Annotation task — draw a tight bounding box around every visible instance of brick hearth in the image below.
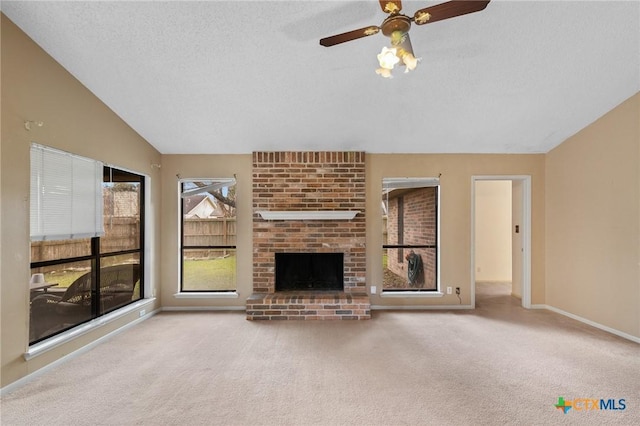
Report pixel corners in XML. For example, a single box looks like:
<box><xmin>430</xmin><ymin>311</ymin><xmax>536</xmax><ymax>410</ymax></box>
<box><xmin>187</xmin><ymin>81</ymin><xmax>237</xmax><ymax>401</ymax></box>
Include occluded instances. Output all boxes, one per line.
<box><xmin>246</xmin><ymin>291</ymin><xmax>370</xmax><ymax>320</ymax></box>
<box><xmin>248</xmin><ymin>151</ymin><xmax>370</xmax><ymax>320</ymax></box>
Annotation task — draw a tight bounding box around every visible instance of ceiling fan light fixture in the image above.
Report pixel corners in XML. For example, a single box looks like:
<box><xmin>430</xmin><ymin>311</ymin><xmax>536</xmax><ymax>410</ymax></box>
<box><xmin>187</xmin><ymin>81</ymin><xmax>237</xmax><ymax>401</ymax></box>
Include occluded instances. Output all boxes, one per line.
<box><xmin>401</xmin><ymin>52</ymin><xmax>419</xmax><ymax>72</ymax></box>
<box><xmin>377</xmin><ymin>46</ymin><xmax>400</xmax><ymax>69</ymax></box>
<box><xmin>375</xmin><ymin>67</ymin><xmax>393</xmax><ymax>78</ymax></box>
<box><xmin>389</xmin><ymin>30</ymin><xmax>406</xmax><ymax>46</ymax></box>
<box><xmin>376</xmin><ymin>31</ymin><xmax>419</xmax><ymax>78</ymax></box>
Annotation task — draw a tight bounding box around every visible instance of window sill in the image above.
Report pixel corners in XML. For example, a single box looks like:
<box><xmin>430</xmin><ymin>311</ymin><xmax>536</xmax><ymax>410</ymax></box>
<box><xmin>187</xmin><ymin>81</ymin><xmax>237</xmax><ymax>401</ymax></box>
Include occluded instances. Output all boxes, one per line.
<box><xmin>25</xmin><ymin>298</ymin><xmax>156</xmax><ymax>361</ymax></box>
<box><xmin>380</xmin><ymin>291</ymin><xmax>444</xmax><ymax>298</ymax></box>
<box><xmin>173</xmin><ymin>292</ymin><xmax>239</xmax><ymax>299</ymax></box>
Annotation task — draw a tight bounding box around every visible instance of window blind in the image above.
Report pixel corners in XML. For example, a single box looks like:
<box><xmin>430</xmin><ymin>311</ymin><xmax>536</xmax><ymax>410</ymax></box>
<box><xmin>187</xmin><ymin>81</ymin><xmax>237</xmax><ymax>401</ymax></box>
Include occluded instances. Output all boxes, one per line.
<box><xmin>30</xmin><ymin>143</ymin><xmax>104</xmax><ymax>241</ymax></box>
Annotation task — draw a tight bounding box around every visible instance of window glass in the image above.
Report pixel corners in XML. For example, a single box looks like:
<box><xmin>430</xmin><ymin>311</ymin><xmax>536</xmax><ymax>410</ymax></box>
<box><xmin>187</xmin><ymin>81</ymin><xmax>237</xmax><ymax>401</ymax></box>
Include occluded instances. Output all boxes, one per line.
<box><xmin>29</xmin><ymin>165</ymin><xmax>145</xmax><ymax>344</ymax></box>
<box><xmin>101</xmin><ymin>168</ymin><xmax>142</xmax><ymax>253</ymax></box>
<box><xmin>182</xmin><ymin>249</ymin><xmax>236</xmax><ymax>291</ymax></box>
<box><xmin>382</xmin><ymin>178</ymin><xmax>439</xmax><ymax>291</ymax></box>
<box><xmin>180</xmin><ymin>179</ymin><xmax>236</xmax><ymax>292</ymax></box>
<box><xmin>31</xmin><ymin>238</ymin><xmax>91</xmax><ymax>263</ymax></box>
<box><xmin>100</xmin><ymin>254</ymin><xmax>141</xmax><ymax>314</ymax></box>
<box><xmin>30</xmin><ymin>260</ymin><xmax>92</xmax><ymax>342</ymax></box>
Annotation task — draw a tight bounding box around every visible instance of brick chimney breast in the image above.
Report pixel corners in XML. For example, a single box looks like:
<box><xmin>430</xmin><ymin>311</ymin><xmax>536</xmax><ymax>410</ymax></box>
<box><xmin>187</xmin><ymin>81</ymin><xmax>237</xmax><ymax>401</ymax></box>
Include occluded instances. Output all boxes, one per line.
<box><xmin>248</xmin><ymin>152</ymin><xmax>369</xmax><ymax>320</ymax></box>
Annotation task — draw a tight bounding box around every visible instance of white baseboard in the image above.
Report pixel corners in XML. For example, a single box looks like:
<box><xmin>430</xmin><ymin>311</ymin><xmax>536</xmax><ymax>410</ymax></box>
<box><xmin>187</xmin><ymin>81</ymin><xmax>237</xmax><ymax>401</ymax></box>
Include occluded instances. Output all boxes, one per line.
<box><xmin>530</xmin><ymin>304</ymin><xmax>548</xmax><ymax>310</ymax></box>
<box><xmin>162</xmin><ymin>306</ymin><xmax>246</xmax><ymax>312</ymax></box>
<box><xmin>532</xmin><ymin>304</ymin><xmax>640</xmax><ymax>344</ymax></box>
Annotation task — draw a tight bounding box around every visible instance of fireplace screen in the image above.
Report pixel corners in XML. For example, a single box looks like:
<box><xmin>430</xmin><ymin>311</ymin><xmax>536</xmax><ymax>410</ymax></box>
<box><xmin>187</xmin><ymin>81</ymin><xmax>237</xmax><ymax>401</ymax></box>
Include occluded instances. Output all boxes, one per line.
<box><xmin>275</xmin><ymin>253</ymin><xmax>344</xmax><ymax>291</ymax></box>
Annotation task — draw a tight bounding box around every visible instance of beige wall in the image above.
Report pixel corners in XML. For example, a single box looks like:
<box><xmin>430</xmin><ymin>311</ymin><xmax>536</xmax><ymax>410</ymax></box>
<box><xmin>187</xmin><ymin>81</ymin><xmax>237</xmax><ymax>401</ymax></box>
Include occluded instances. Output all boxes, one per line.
<box><xmin>162</xmin><ymin>153</ymin><xmax>546</xmax><ymax>309</ymax></box>
<box><xmin>159</xmin><ymin>155</ymin><xmax>253</xmax><ymax>308</ymax></box>
<box><xmin>1</xmin><ymin>15</ymin><xmax>162</xmax><ymax>387</ymax></box>
<box><xmin>546</xmin><ymin>93</ymin><xmax>640</xmax><ymax>338</ymax></box>
<box><xmin>367</xmin><ymin>154</ymin><xmax>546</xmax><ymax>307</ymax></box>
<box><xmin>475</xmin><ymin>181</ymin><xmax>512</xmax><ymax>282</ymax></box>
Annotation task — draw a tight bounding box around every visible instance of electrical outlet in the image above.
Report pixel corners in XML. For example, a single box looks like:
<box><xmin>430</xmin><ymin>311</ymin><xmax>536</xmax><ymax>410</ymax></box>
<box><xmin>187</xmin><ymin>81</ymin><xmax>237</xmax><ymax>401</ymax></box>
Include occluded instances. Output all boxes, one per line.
<box><xmin>370</xmin><ymin>285</ymin><xmax>377</xmax><ymax>295</ymax></box>
<box><xmin>139</xmin><ymin>309</ymin><xmax>146</xmax><ymax>317</ymax></box>
<box><xmin>446</xmin><ymin>286</ymin><xmax>452</xmax><ymax>295</ymax></box>
<box><xmin>455</xmin><ymin>287</ymin><xmax>460</xmax><ymax>295</ymax></box>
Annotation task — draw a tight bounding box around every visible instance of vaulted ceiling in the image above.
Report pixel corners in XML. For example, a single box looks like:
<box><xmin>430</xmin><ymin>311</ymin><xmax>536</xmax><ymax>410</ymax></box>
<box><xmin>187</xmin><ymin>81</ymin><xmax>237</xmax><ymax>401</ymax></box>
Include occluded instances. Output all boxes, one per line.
<box><xmin>2</xmin><ymin>1</ymin><xmax>639</xmax><ymax>154</ymax></box>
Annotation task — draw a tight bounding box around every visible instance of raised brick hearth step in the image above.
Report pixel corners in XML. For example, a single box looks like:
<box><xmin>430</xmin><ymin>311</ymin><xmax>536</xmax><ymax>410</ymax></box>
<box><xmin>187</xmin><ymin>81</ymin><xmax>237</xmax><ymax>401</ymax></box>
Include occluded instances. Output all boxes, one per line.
<box><xmin>246</xmin><ymin>291</ymin><xmax>371</xmax><ymax>320</ymax></box>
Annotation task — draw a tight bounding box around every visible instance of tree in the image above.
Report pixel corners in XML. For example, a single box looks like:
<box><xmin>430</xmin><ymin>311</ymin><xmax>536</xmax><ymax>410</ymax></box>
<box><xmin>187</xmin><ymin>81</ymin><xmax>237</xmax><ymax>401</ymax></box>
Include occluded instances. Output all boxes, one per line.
<box><xmin>193</xmin><ymin>181</ymin><xmax>236</xmax><ymax>217</ymax></box>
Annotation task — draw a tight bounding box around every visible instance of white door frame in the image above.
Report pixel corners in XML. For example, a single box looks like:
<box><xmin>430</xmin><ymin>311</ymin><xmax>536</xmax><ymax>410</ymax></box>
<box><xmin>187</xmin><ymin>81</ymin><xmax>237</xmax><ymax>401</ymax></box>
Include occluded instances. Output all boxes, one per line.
<box><xmin>471</xmin><ymin>176</ymin><xmax>532</xmax><ymax>309</ymax></box>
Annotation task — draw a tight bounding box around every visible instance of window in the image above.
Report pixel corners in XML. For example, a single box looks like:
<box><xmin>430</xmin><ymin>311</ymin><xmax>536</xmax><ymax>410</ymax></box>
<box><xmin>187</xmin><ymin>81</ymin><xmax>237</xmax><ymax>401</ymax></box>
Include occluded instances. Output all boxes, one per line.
<box><xmin>382</xmin><ymin>178</ymin><xmax>439</xmax><ymax>292</ymax></box>
<box><xmin>180</xmin><ymin>179</ymin><xmax>236</xmax><ymax>292</ymax></box>
<box><xmin>29</xmin><ymin>165</ymin><xmax>144</xmax><ymax>344</ymax></box>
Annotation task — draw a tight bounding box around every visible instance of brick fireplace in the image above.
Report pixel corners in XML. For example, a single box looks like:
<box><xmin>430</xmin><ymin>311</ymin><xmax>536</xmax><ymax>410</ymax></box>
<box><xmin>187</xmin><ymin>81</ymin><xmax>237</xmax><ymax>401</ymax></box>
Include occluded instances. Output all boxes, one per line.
<box><xmin>246</xmin><ymin>151</ymin><xmax>370</xmax><ymax>320</ymax></box>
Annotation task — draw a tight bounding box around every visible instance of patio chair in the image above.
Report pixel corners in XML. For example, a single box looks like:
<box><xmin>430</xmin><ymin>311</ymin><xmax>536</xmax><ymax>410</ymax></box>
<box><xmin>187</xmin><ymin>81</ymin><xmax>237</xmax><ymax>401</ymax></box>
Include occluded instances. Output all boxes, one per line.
<box><xmin>30</xmin><ymin>264</ymin><xmax>140</xmax><ymax>341</ymax></box>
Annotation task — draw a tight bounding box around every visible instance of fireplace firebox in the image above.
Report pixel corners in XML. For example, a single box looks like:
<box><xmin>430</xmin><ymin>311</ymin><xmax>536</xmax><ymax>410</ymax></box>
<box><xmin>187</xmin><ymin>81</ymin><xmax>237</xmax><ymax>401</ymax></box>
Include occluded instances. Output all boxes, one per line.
<box><xmin>275</xmin><ymin>253</ymin><xmax>344</xmax><ymax>291</ymax></box>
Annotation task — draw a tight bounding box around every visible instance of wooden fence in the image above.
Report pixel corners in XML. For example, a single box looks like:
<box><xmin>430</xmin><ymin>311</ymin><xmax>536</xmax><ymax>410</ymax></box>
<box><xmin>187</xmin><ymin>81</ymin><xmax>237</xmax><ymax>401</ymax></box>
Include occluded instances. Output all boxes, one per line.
<box><xmin>31</xmin><ymin>217</ymin><xmax>236</xmax><ymax>265</ymax></box>
<box><xmin>183</xmin><ymin>218</ymin><xmax>236</xmax><ymax>259</ymax></box>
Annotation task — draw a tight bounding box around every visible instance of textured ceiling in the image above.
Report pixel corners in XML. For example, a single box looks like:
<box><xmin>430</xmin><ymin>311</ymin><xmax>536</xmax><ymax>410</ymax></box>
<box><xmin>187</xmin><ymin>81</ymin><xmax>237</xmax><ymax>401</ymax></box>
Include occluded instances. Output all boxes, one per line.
<box><xmin>2</xmin><ymin>1</ymin><xmax>639</xmax><ymax>154</ymax></box>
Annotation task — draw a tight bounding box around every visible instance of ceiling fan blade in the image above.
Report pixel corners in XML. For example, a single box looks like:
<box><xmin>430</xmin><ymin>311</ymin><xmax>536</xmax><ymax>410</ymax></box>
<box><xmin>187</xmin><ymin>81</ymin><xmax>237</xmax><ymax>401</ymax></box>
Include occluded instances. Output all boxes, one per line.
<box><xmin>413</xmin><ymin>1</ymin><xmax>491</xmax><ymax>26</ymax></box>
<box><xmin>379</xmin><ymin>0</ymin><xmax>402</xmax><ymax>14</ymax></box>
<box><xmin>319</xmin><ymin>26</ymin><xmax>380</xmax><ymax>47</ymax></box>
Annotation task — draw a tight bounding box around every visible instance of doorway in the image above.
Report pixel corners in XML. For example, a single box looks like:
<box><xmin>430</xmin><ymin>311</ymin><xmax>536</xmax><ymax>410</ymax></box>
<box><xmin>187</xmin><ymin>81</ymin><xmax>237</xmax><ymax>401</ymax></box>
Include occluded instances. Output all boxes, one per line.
<box><xmin>471</xmin><ymin>176</ymin><xmax>531</xmax><ymax>309</ymax></box>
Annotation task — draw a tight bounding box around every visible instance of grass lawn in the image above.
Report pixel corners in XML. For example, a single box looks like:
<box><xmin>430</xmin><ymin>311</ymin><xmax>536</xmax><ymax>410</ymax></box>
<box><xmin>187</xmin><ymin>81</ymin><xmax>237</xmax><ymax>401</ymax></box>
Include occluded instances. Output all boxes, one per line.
<box><xmin>40</xmin><ymin>255</ymin><xmax>237</xmax><ymax>292</ymax></box>
<box><xmin>183</xmin><ymin>255</ymin><xmax>236</xmax><ymax>291</ymax></box>
<box><xmin>43</xmin><ymin>270</ymin><xmax>87</xmax><ymax>289</ymax></box>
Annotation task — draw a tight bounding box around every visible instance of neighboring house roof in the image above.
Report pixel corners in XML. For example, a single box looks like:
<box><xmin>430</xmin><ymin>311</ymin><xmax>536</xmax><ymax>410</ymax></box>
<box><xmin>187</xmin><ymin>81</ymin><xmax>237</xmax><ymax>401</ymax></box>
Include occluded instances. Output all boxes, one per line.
<box><xmin>183</xmin><ymin>195</ymin><xmax>224</xmax><ymax>218</ymax></box>
<box><xmin>183</xmin><ymin>195</ymin><xmax>206</xmax><ymax>214</ymax></box>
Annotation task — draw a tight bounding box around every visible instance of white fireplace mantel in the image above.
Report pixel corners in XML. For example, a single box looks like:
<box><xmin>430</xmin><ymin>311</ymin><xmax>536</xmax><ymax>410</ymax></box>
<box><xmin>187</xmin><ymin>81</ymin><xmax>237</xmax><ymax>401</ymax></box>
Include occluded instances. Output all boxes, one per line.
<box><xmin>256</xmin><ymin>210</ymin><xmax>359</xmax><ymax>221</ymax></box>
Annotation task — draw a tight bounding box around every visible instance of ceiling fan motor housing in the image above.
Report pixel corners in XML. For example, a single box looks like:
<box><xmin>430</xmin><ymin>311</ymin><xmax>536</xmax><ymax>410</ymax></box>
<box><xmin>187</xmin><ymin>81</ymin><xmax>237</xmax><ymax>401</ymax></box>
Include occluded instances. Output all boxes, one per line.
<box><xmin>381</xmin><ymin>14</ymin><xmax>411</xmax><ymax>37</ymax></box>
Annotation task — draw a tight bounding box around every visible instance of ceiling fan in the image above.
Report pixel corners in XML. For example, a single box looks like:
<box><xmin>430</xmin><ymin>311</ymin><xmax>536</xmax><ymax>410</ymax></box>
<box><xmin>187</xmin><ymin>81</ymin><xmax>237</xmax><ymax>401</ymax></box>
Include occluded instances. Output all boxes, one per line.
<box><xmin>320</xmin><ymin>0</ymin><xmax>491</xmax><ymax>77</ymax></box>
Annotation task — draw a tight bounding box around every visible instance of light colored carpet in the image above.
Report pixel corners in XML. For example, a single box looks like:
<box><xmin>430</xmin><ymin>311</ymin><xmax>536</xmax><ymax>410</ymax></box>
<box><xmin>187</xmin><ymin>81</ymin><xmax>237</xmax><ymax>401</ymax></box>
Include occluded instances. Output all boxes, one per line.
<box><xmin>2</xmin><ymin>282</ymin><xmax>638</xmax><ymax>425</ymax></box>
